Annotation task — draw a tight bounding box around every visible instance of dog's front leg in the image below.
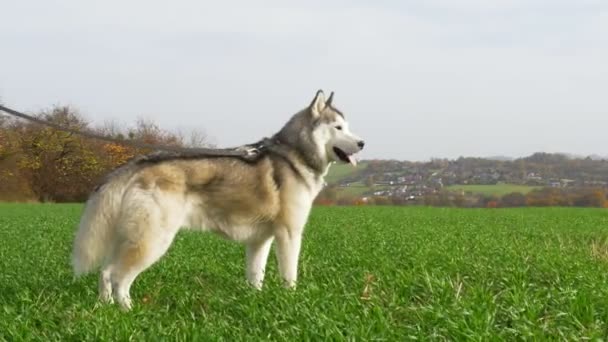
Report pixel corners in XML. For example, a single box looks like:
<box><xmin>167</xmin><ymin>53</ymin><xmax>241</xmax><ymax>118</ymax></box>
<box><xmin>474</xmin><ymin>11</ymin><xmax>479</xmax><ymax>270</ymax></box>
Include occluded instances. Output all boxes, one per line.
<box><xmin>274</xmin><ymin>227</ymin><xmax>302</xmax><ymax>288</ymax></box>
<box><xmin>246</xmin><ymin>237</ymin><xmax>274</xmax><ymax>289</ymax></box>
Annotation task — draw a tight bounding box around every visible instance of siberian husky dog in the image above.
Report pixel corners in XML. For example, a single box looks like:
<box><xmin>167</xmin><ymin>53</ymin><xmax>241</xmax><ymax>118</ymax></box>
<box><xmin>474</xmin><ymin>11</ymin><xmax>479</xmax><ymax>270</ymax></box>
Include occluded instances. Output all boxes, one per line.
<box><xmin>71</xmin><ymin>90</ymin><xmax>365</xmax><ymax>310</ymax></box>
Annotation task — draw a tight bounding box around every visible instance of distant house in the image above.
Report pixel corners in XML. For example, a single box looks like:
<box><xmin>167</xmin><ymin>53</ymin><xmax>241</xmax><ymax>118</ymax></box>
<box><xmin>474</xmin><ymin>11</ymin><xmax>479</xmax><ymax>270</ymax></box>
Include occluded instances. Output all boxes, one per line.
<box><xmin>526</xmin><ymin>172</ymin><xmax>543</xmax><ymax>181</ymax></box>
<box><xmin>560</xmin><ymin>179</ymin><xmax>575</xmax><ymax>187</ymax></box>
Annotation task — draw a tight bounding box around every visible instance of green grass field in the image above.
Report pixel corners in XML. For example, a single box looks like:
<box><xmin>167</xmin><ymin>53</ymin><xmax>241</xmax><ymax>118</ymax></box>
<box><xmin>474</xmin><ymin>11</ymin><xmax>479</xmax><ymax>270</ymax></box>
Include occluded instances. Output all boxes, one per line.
<box><xmin>446</xmin><ymin>184</ymin><xmax>541</xmax><ymax>196</ymax></box>
<box><xmin>1</xmin><ymin>204</ymin><xmax>608</xmax><ymax>340</ymax></box>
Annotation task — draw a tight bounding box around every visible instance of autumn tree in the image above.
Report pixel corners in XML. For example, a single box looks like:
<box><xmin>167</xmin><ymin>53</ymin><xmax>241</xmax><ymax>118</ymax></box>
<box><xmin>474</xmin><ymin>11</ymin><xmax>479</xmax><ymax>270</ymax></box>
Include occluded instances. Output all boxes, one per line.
<box><xmin>1</xmin><ymin>103</ymin><xmax>214</xmax><ymax>202</ymax></box>
<box><xmin>17</xmin><ymin>106</ymin><xmax>104</xmax><ymax>202</ymax></box>
<box><xmin>501</xmin><ymin>192</ymin><xmax>526</xmax><ymax>207</ymax></box>
<box><xmin>572</xmin><ymin>189</ymin><xmax>607</xmax><ymax>207</ymax></box>
<box><xmin>0</xmin><ymin>116</ymin><xmax>34</xmax><ymax>200</ymax></box>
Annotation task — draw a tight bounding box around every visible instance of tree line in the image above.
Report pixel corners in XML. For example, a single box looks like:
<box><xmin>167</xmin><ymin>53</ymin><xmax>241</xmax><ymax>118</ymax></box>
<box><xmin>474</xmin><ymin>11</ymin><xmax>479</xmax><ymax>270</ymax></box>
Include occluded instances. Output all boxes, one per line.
<box><xmin>0</xmin><ymin>105</ymin><xmax>210</xmax><ymax>202</ymax></box>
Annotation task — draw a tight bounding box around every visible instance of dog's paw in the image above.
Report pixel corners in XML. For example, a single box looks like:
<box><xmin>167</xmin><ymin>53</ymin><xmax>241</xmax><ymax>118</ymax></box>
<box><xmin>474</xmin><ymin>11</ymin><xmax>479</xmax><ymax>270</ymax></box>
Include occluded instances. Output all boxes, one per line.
<box><xmin>117</xmin><ymin>295</ymin><xmax>133</xmax><ymax>311</ymax></box>
<box><xmin>283</xmin><ymin>280</ymin><xmax>297</xmax><ymax>289</ymax></box>
<box><xmin>98</xmin><ymin>292</ymin><xmax>114</xmax><ymax>304</ymax></box>
<box><xmin>247</xmin><ymin>277</ymin><xmax>264</xmax><ymax>290</ymax></box>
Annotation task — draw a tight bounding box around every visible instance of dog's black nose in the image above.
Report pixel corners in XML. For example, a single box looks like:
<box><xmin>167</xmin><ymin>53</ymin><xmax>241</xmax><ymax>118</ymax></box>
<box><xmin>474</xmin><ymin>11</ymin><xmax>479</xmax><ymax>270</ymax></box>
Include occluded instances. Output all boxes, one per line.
<box><xmin>358</xmin><ymin>140</ymin><xmax>365</xmax><ymax>149</ymax></box>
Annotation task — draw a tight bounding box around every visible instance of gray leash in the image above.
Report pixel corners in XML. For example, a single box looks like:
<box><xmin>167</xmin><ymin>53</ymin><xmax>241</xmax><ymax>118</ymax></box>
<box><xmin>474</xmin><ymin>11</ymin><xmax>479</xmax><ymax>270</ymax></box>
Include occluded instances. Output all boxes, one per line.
<box><xmin>0</xmin><ymin>104</ymin><xmax>265</xmax><ymax>161</ymax></box>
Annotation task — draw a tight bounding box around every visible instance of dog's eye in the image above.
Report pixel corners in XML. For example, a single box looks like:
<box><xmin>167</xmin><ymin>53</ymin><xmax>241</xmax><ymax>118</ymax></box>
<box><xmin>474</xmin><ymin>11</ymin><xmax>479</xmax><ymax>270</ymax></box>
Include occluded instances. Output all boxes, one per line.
<box><xmin>335</xmin><ymin>126</ymin><xmax>343</xmax><ymax>130</ymax></box>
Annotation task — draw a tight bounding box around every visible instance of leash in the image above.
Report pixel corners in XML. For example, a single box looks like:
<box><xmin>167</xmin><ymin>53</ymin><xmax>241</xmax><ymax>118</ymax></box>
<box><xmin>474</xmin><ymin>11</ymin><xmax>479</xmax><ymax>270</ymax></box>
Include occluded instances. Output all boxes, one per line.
<box><xmin>0</xmin><ymin>104</ymin><xmax>265</xmax><ymax>161</ymax></box>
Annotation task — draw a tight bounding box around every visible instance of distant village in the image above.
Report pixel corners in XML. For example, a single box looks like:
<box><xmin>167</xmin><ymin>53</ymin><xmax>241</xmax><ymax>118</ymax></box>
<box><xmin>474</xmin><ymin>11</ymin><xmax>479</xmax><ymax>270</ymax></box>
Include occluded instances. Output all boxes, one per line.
<box><xmin>321</xmin><ymin>153</ymin><xmax>608</xmax><ymax>207</ymax></box>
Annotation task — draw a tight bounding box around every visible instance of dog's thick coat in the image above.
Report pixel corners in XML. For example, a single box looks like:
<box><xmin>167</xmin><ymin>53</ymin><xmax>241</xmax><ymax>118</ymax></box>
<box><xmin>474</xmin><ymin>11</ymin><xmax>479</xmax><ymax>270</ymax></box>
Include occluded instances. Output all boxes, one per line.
<box><xmin>71</xmin><ymin>90</ymin><xmax>364</xmax><ymax>309</ymax></box>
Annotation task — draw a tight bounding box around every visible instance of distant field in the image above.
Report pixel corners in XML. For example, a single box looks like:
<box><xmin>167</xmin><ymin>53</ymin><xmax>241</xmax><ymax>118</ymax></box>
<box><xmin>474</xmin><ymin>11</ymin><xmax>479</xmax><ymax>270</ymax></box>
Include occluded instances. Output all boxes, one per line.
<box><xmin>446</xmin><ymin>184</ymin><xmax>541</xmax><ymax>196</ymax></box>
<box><xmin>337</xmin><ymin>184</ymin><xmax>372</xmax><ymax>198</ymax></box>
<box><xmin>324</xmin><ymin>162</ymin><xmax>367</xmax><ymax>184</ymax></box>
<box><xmin>336</xmin><ymin>183</ymin><xmax>389</xmax><ymax>198</ymax></box>
<box><xmin>2</xmin><ymin>204</ymin><xmax>608</xmax><ymax>339</ymax></box>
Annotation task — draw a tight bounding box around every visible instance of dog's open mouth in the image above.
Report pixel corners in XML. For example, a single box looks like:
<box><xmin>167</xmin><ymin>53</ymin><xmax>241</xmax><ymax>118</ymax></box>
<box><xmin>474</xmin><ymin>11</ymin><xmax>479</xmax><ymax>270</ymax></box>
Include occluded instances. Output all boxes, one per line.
<box><xmin>333</xmin><ymin>147</ymin><xmax>358</xmax><ymax>166</ymax></box>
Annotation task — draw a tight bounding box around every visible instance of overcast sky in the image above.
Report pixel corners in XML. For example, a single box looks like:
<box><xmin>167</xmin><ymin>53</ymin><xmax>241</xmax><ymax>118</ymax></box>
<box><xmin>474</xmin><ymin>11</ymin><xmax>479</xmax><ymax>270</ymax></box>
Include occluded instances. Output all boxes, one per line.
<box><xmin>1</xmin><ymin>0</ymin><xmax>607</xmax><ymax>160</ymax></box>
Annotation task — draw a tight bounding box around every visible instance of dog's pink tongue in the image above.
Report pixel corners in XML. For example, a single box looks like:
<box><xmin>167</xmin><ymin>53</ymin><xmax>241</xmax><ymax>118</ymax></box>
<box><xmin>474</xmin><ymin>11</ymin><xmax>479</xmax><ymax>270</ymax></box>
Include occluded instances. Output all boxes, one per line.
<box><xmin>348</xmin><ymin>155</ymin><xmax>358</xmax><ymax>167</ymax></box>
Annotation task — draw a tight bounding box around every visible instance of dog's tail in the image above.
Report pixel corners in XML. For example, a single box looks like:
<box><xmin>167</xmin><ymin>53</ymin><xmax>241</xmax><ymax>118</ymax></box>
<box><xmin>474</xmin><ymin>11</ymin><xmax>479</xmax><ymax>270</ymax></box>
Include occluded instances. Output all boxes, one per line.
<box><xmin>71</xmin><ymin>169</ymin><xmax>132</xmax><ymax>276</ymax></box>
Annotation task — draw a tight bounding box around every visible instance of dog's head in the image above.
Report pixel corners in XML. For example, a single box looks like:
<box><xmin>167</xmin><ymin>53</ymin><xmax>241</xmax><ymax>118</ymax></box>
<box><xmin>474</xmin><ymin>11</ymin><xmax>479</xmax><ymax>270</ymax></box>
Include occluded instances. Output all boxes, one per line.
<box><xmin>308</xmin><ymin>90</ymin><xmax>364</xmax><ymax>166</ymax></box>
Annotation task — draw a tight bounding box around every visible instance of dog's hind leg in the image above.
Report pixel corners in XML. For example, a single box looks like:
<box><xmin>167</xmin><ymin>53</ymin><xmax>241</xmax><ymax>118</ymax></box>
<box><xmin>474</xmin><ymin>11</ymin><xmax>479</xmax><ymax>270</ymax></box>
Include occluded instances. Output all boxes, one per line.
<box><xmin>108</xmin><ymin>203</ymin><xmax>182</xmax><ymax>310</ymax></box>
<box><xmin>246</xmin><ymin>237</ymin><xmax>274</xmax><ymax>289</ymax></box>
<box><xmin>99</xmin><ymin>265</ymin><xmax>114</xmax><ymax>303</ymax></box>
<box><xmin>109</xmin><ymin>229</ymin><xmax>180</xmax><ymax>310</ymax></box>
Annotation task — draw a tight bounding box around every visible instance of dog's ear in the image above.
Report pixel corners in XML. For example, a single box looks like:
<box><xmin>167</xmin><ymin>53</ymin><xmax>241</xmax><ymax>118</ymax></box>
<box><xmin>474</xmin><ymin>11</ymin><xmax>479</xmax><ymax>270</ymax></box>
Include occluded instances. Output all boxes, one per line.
<box><xmin>325</xmin><ymin>91</ymin><xmax>334</xmax><ymax>107</ymax></box>
<box><xmin>309</xmin><ymin>90</ymin><xmax>326</xmax><ymax>118</ymax></box>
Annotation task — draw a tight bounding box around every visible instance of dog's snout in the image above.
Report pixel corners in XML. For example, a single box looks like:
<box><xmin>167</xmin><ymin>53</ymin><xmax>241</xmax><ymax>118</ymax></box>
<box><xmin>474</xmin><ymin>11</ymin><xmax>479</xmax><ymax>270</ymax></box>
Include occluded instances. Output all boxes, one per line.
<box><xmin>357</xmin><ymin>140</ymin><xmax>365</xmax><ymax>149</ymax></box>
